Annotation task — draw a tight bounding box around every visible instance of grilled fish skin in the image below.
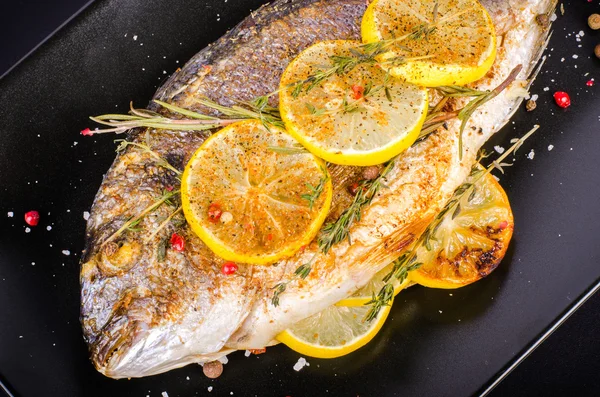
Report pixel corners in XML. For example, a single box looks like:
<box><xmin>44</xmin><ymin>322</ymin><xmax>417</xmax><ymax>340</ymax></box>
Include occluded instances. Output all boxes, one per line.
<box><xmin>80</xmin><ymin>0</ymin><xmax>555</xmax><ymax>378</ymax></box>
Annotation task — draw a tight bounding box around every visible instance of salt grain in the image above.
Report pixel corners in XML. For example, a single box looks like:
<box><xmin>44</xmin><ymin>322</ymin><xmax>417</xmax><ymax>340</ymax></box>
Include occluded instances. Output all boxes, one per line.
<box><xmin>531</xmin><ymin>94</ymin><xmax>538</xmax><ymax>101</ymax></box>
<box><xmin>46</xmin><ymin>226</ymin><xmax>52</xmax><ymax>231</ymax></box>
<box><xmin>572</xmin><ymin>54</ymin><xmax>578</xmax><ymax>59</ymax></box>
<box><xmin>218</xmin><ymin>355</ymin><xmax>229</xmax><ymax>364</ymax></box>
<box><xmin>62</xmin><ymin>250</ymin><xmax>71</xmax><ymax>256</ymax></box>
<box><xmin>293</xmin><ymin>357</ymin><xmax>310</xmax><ymax>371</ymax></box>
<box><xmin>244</xmin><ymin>350</ymin><xmax>251</xmax><ymax>357</ymax></box>
<box><xmin>548</xmin><ymin>145</ymin><xmax>554</xmax><ymax>151</ymax></box>
<box><xmin>527</xmin><ymin>150</ymin><xmax>535</xmax><ymax>160</ymax></box>
<box><xmin>543</xmin><ymin>87</ymin><xmax>549</xmax><ymax>92</ymax></box>
<box><xmin>162</xmin><ymin>392</ymin><xmax>169</xmax><ymax>397</ymax></box>
<box><xmin>7</xmin><ymin>212</ymin><xmax>13</xmax><ymax>217</ymax></box>
<box><xmin>208</xmin><ymin>387</ymin><xmax>213</xmax><ymax>392</ymax></box>
<box><xmin>494</xmin><ymin>145</ymin><xmax>505</xmax><ymax>154</ymax></box>
<box><xmin>133</xmin><ymin>35</ymin><xmax>138</xmax><ymax>41</ymax></box>
<box><xmin>25</xmin><ymin>227</ymin><xmax>31</xmax><ymax>233</ymax></box>
<box><xmin>83</xmin><ymin>211</ymin><xmax>90</xmax><ymax>221</ymax></box>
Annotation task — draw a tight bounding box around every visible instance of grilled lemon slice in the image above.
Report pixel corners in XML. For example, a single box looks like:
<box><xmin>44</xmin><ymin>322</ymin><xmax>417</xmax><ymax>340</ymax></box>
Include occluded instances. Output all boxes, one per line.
<box><xmin>409</xmin><ymin>172</ymin><xmax>513</xmax><ymax>289</ymax></box>
<box><xmin>276</xmin><ymin>300</ymin><xmax>392</xmax><ymax>358</ymax></box>
<box><xmin>181</xmin><ymin>120</ymin><xmax>332</xmax><ymax>265</ymax></box>
<box><xmin>362</xmin><ymin>0</ymin><xmax>496</xmax><ymax>87</ymax></box>
<box><xmin>279</xmin><ymin>40</ymin><xmax>428</xmax><ymax>166</ymax></box>
<box><xmin>336</xmin><ymin>263</ymin><xmax>412</xmax><ymax>307</ymax></box>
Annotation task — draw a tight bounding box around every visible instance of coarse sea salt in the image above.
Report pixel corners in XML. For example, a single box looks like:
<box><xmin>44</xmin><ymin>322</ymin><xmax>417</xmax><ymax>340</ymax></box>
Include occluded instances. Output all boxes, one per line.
<box><xmin>83</xmin><ymin>211</ymin><xmax>90</xmax><ymax>221</ymax></box>
<box><xmin>293</xmin><ymin>357</ymin><xmax>310</xmax><ymax>371</ymax></box>
<box><xmin>208</xmin><ymin>386</ymin><xmax>213</xmax><ymax>392</ymax></box>
<box><xmin>218</xmin><ymin>355</ymin><xmax>229</xmax><ymax>364</ymax></box>
<box><xmin>494</xmin><ymin>145</ymin><xmax>505</xmax><ymax>154</ymax></box>
<box><xmin>244</xmin><ymin>350</ymin><xmax>251</xmax><ymax>357</ymax></box>
<box><xmin>527</xmin><ymin>149</ymin><xmax>535</xmax><ymax>160</ymax></box>
<box><xmin>548</xmin><ymin>145</ymin><xmax>554</xmax><ymax>151</ymax></box>
<box><xmin>7</xmin><ymin>212</ymin><xmax>13</xmax><ymax>217</ymax></box>
<box><xmin>62</xmin><ymin>250</ymin><xmax>71</xmax><ymax>256</ymax></box>
<box><xmin>162</xmin><ymin>392</ymin><xmax>169</xmax><ymax>397</ymax></box>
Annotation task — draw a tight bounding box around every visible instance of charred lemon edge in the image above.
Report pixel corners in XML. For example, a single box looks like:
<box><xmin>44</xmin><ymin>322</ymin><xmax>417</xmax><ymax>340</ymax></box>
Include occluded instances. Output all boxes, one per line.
<box><xmin>278</xmin><ymin>40</ymin><xmax>428</xmax><ymax>166</ymax></box>
<box><xmin>181</xmin><ymin>120</ymin><xmax>333</xmax><ymax>265</ymax></box>
<box><xmin>361</xmin><ymin>0</ymin><xmax>497</xmax><ymax>87</ymax></box>
<box><xmin>275</xmin><ymin>299</ymin><xmax>393</xmax><ymax>358</ymax></box>
<box><xmin>408</xmin><ymin>174</ymin><xmax>514</xmax><ymax>289</ymax></box>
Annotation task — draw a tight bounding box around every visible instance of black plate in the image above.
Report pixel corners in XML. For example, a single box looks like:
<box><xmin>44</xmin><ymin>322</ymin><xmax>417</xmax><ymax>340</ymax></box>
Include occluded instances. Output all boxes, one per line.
<box><xmin>1</xmin><ymin>1</ymin><xmax>599</xmax><ymax>396</ymax></box>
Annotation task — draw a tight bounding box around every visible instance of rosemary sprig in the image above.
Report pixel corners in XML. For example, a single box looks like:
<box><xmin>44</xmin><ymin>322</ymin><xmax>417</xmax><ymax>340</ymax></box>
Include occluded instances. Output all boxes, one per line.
<box><xmin>301</xmin><ymin>171</ymin><xmax>330</xmax><ymax>210</ymax></box>
<box><xmin>318</xmin><ymin>160</ymin><xmax>395</xmax><ymax>254</ymax></box>
<box><xmin>86</xmin><ymin>96</ymin><xmax>283</xmax><ymax>135</ymax></box>
<box><xmin>363</xmin><ymin>124</ymin><xmax>540</xmax><ymax>321</ymax></box>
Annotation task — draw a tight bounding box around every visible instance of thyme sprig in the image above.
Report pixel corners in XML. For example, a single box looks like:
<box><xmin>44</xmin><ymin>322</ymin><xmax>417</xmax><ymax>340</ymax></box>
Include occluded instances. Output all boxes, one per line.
<box><xmin>116</xmin><ymin>139</ymin><xmax>181</xmax><ymax>176</ymax></box>
<box><xmin>271</xmin><ymin>254</ymin><xmax>318</xmax><ymax>306</ymax></box>
<box><xmin>364</xmin><ymin>124</ymin><xmax>540</xmax><ymax>321</ymax></box>
<box><xmin>435</xmin><ymin>65</ymin><xmax>523</xmax><ymax>159</ymax></box>
<box><xmin>318</xmin><ymin>160</ymin><xmax>395</xmax><ymax>254</ymax></box>
<box><xmin>301</xmin><ymin>170</ymin><xmax>330</xmax><ymax>210</ymax></box>
<box><xmin>144</xmin><ymin>206</ymin><xmax>183</xmax><ymax>243</ymax></box>
<box><xmin>270</xmin><ymin>159</ymin><xmax>395</xmax><ymax>306</ymax></box>
<box><xmin>101</xmin><ymin>189</ymin><xmax>180</xmax><ymax>247</ymax></box>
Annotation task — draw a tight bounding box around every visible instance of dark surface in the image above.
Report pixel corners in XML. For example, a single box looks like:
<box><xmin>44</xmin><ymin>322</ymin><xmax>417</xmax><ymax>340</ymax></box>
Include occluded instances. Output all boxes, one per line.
<box><xmin>0</xmin><ymin>1</ymin><xmax>599</xmax><ymax>396</ymax></box>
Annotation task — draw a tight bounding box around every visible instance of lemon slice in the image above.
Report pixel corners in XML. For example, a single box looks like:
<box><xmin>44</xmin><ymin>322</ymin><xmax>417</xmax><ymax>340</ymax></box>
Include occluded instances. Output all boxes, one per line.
<box><xmin>336</xmin><ymin>263</ymin><xmax>412</xmax><ymax>306</ymax></box>
<box><xmin>409</xmin><ymin>172</ymin><xmax>513</xmax><ymax>289</ymax></box>
<box><xmin>181</xmin><ymin>120</ymin><xmax>332</xmax><ymax>265</ymax></box>
<box><xmin>279</xmin><ymin>40</ymin><xmax>428</xmax><ymax>166</ymax></box>
<box><xmin>276</xmin><ymin>299</ymin><xmax>392</xmax><ymax>358</ymax></box>
<box><xmin>362</xmin><ymin>0</ymin><xmax>496</xmax><ymax>87</ymax></box>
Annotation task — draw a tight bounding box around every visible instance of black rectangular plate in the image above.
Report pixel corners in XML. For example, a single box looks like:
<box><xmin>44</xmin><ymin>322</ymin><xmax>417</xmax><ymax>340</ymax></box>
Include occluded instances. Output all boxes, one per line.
<box><xmin>1</xmin><ymin>1</ymin><xmax>599</xmax><ymax>396</ymax></box>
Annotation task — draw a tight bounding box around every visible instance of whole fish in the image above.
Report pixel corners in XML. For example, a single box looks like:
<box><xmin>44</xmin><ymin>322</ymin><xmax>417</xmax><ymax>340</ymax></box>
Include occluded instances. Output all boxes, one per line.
<box><xmin>80</xmin><ymin>0</ymin><xmax>555</xmax><ymax>378</ymax></box>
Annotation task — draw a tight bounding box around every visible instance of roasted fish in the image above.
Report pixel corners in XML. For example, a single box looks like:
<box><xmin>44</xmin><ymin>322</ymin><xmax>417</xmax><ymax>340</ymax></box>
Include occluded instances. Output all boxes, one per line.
<box><xmin>80</xmin><ymin>0</ymin><xmax>555</xmax><ymax>378</ymax></box>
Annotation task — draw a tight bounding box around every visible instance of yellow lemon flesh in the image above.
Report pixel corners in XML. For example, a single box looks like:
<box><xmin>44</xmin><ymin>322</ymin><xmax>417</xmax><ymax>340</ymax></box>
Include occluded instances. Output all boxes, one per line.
<box><xmin>181</xmin><ymin>120</ymin><xmax>332</xmax><ymax>265</ymax></box>
<box><xmin>362</xmin><ymin>0</ymin><xmax>496</xmax><ymax>87</ymax></box>
<box><xmin>409</xmin><ymin>172</ymin><xmax>513</xmax><ymax>289</ymax></box>
<box><xmin>279</xmin><ymin>40</ymin><xmax>428</xmax><ymax>166</ymax></box>
<box><xmin>276</xmin><ymin>300</ymin><xmax>392</xmax><ymax>359</ymax></box>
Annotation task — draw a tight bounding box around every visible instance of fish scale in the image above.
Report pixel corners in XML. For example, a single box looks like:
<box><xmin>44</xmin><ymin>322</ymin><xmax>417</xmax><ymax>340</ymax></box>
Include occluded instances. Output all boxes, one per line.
<box><xmin>80</xmin><ymin>0</ymin><xmax>555</xmax><ymax>378</ymax></box>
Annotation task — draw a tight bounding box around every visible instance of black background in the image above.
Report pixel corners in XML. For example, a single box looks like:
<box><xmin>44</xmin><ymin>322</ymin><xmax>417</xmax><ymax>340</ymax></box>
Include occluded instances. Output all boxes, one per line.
<box><xmin>0</xmin><ymin>0</ymin><xmax>599</xmax><ymax>396</ymax></box>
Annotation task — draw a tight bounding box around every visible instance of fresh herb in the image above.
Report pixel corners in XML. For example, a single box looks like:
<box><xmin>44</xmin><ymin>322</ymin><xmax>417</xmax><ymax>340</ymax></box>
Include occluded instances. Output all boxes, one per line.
<box><xmin>435</xmin><ymin>65</ymin><xmax>523</xmax><ymax>159</ymax></box>
<box><xmin>271</xmin><ymin>254</ymin><xmax>317</xmax><ymax>306</ymax></box>
<box><xmin>86</xmin><ymin>96</ymin><xmax>283</xmax><ymax>136</ymax></box>
<box><xmin>157</xmin><ymin>237</ymin><xmax>168</xmax><ymax>262</ymax></box>
<box><xmin>144</xmin><ymin>206</ymin><xmax>183</xmax><ymax>243</ymax></box>
<box><xmin>301</xmin><ymin>171</ymin><xmax>330</xmax><ymax>210</ymax></box>
<box><xmin>305</xmin><ymin>103</ymin><xmax>326</xmax><ymax>116</ymax></box>
<box><xmin>271</xmin><ymin>282</ymin><xmax>287</xmax><ymax>307</ymax></box>
<box><xmin>318</xmin><ymin>160</ymin><xmax>395</xmax><ymax>254</ymax></box>
<box><xmin>267</xmin><ymin>144</ymin><xmax>309</xmax><ymax>155</ymax></box>
<box><xmin>115</xmin><ymin>139</ymin><xmax>182</xmax><ymax>176</ymax></box>
<box><xmin>364</xmin><ymin>125</ymin><xmax>540</xmax><ymax>321</ymax></box>
<box><xmin>126</xmin><ymin>218</ymin><xmax>143</xmax><ymax>232</ymax></box>
<box><xmin>101</xmin><ymin>189</ymin><xmax>180</xmax><ymax>248</ymax></box>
